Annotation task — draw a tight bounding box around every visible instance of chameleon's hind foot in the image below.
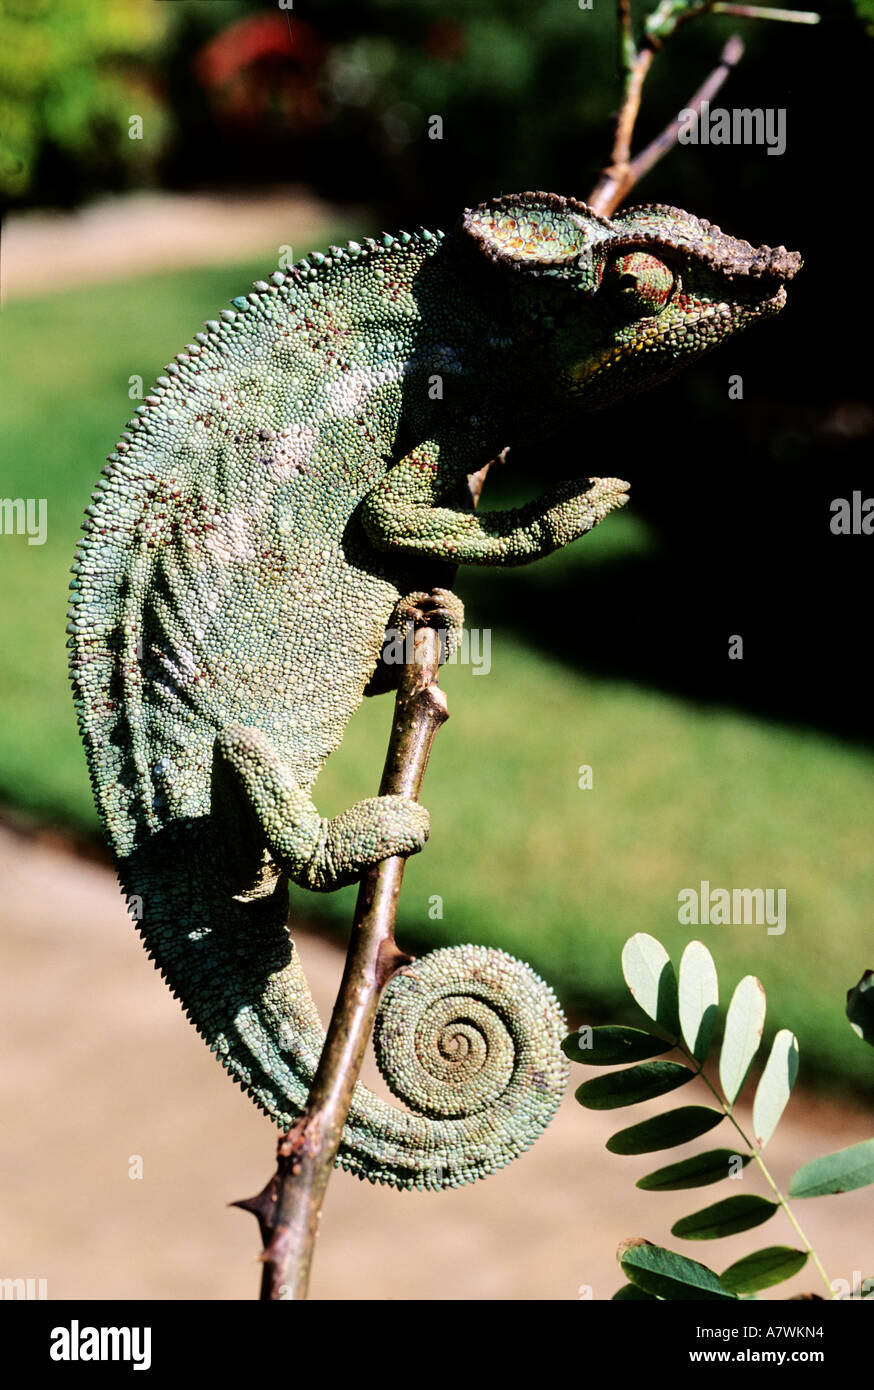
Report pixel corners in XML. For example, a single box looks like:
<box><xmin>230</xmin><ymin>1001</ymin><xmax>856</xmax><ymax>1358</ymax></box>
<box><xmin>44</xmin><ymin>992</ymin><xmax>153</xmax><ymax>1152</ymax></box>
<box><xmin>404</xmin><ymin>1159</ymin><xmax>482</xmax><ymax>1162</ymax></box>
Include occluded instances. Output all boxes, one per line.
<box><xmin>212</xmin><ymin>722</ymin><xmax>429</xmax><ymax>894</ymax></box>
<box><xmin>321</xmin><ymin>794</ymin><xmax>430</xmax><ymax>889</ymax></box>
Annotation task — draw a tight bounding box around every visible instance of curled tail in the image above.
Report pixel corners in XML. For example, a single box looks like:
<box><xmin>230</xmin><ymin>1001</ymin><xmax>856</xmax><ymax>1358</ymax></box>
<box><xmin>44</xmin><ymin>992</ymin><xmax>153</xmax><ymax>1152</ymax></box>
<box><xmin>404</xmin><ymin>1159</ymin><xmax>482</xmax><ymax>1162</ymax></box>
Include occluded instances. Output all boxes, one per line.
<box><xmin>150</xmin><ymin>872</ymin><xmax>566</xmax><ymax>1189</ymax></box>
<box><xmin>235</xmin><ymin>933</ymin><xmax>566</xmax><ymax>1190</ymax></box>
<box><xmin>193</xmin><ymin>725</ymin><xmax>568</xmax><ymax>1186</ymax></box>
<box><xmin>345</xmin><ymin>943</ymin><xmax>568</xmax><ymax>1188</ymax></box>
<box><xmin>127</xmin><ymin>836</ymin><xmax>567</xmax><ymax>1190</ymax></box>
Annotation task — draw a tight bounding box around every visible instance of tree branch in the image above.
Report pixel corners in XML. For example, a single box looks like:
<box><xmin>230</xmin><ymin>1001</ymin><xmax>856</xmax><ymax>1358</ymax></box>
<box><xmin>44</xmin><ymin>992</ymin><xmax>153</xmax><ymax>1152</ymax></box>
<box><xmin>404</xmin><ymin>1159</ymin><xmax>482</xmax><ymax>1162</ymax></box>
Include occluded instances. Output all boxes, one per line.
<box><xmin>233</xmin><ymin>624</ymin><xmax>448</xmax><ymax>1300</ymax></box>
<box><xmin>623</xmin><ymin>34</ymin><xmax>745</xmax><ymax>194</ymax></box>
<box><xmin>588</xmin><ymin>0</ymin><xmax>819</xmax><ymax>216</ymax></box>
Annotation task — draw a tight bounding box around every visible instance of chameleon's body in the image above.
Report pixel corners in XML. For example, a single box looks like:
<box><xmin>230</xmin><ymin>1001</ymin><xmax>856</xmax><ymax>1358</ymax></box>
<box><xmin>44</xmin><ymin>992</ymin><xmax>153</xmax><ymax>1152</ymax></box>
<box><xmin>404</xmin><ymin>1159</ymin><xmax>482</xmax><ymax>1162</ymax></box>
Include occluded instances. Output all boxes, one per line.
<box><xmin>68</xmin><ymin>194</ymin><xmax>799</xmax><ymax>1189</ymax></box>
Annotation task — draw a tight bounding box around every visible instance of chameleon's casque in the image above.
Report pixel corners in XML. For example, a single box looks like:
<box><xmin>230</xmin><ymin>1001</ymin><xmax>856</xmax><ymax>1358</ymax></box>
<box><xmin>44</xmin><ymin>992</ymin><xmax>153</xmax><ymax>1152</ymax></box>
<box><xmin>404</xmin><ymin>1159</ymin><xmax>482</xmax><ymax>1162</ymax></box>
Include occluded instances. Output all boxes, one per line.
<box><xmin>68</xmin><ymin>193</ymin><xmax>799</xmax><ymax>1188</ymax></box>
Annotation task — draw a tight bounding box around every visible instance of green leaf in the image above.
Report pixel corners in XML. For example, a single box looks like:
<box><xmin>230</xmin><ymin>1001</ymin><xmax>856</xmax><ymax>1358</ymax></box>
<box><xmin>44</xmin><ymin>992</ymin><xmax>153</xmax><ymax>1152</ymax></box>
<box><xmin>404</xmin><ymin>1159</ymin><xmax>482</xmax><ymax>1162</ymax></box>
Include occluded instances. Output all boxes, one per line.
<box><xmin>637</xmin><ymin>1149</ymin><xmax>750</xmax><ymax>1191</ymax></box>
<box><xmin>679</xmin><ymin>940</ymin><xmax>719</xmax><ymax>1062</ymax></box>
<box><xmin>621</xmin><ymin>934</ymin><xmax>680</xmax><ymax>1038</ymax></box>
<box><xmin>671</xmin><ymin>1195</ymin><xmax>778</xmax><ymax>1241</ymax></box>
<box><xmin>561</xmin><ymin>1025</ymin><xmax>668</xmax><ymax>1066</ymax></box>
<box><xmin>789</xmin><ymin>1138</ymin><xmax>874</xmax><ymax>1198</ymax></box>
<box><xmin>575</xmin><ymin>1061</ymin><xmax>693</xmax><ymax>1110</ymax></box>
<box><xmin>847</xmin><ymin>970</ymin><xmax>874</xmax><ymax>1046</ymax></box>
<box><xmin>720</xmin><ymin>1247</ymin><xmax>807</xmax><ymax>1295</ymax></box>
<box><xmin>607</xmin><ymin>1105</ymin><xmax>723</xmax><ymax>1155</ymax></box>
<box><xmin>612</xmin><ymin>1282</ymin><xmax>659</xmax><ymax>1301</ymax></box>
<box><xmin>719</xmin><ymin>975</ymin><xmax>766</xmax><ymax>1104</ymax></box>
<box><xmin>752</xmin><ymin>1029</ymin><xmax>799</xmax><ymax>1149</ymax></box>
<box><xmin>618</xmin><ymin>1239</ymin><xmax>736</xmax><ymax>1301</ymax></box>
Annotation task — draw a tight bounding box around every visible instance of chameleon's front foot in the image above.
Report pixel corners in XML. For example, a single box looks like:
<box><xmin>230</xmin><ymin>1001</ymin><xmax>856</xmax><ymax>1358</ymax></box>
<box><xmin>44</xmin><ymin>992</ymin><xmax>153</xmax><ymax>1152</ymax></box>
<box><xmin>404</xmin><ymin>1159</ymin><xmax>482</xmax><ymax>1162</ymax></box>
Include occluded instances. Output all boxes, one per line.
<box><xmin>366</xmin><ymin>587</ymin><xmax>464</xmax><ymax>695</ymax></box>
<box><xmin>362</xmin><ymin>449</ymin><xmax>629</xmax><ymax>566</ymax></box>
<box><xmin>539</xmin><ymin>476</ymin><xmax>630</xmax><ymax>548</ymax></box>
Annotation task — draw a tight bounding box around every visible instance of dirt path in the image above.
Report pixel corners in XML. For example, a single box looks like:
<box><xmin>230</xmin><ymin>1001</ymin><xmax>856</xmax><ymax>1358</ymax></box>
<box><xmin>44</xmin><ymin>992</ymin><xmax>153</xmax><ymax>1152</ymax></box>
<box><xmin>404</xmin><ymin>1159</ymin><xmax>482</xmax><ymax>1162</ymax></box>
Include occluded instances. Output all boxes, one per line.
<box><xmin>2</xmin><ymin>187</ymin><xmax>361</xmax><ymax>302</ymax></box>
<box><xmin>2</xmin><ymin>822</ymin><xmax>871</xmax><ymax>1301</ymax></box>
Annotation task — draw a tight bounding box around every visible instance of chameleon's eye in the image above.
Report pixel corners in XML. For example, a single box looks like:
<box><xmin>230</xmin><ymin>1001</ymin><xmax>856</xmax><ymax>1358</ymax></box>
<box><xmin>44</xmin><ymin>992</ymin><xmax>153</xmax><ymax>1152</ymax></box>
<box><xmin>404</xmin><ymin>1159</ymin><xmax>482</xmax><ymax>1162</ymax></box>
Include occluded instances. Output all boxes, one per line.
<box><xmin>600</xmin><ymin>252</ymin><xmax>675</xmax><ymax>318</ymax></box>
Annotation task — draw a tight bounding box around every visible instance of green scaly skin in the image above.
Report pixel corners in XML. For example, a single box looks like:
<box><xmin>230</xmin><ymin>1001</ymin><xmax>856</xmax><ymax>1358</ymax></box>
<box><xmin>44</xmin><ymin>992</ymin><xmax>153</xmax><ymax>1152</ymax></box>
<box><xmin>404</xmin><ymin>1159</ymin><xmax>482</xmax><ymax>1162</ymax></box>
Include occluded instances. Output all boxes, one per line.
<box><xmin>68</xmin><ymin>193</ymin><xmax>800</xmax><ymax>1189</ymax></box>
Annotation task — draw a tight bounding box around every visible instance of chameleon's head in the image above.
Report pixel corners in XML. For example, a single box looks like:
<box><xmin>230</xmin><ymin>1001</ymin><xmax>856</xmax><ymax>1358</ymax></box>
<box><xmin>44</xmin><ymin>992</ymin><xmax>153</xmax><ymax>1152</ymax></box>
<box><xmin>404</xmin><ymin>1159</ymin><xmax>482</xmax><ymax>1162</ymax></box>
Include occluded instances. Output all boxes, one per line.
<box><xmin>461</xmin><ymin>193</ymin><xmax>801</xmax><ymax>411</ymax></box>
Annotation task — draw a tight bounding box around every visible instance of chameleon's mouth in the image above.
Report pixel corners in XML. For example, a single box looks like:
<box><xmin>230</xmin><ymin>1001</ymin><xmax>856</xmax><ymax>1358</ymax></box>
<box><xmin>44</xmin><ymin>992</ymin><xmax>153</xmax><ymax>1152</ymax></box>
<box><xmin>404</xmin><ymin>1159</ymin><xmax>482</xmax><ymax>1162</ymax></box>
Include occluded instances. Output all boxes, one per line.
<box><xmin>734</xmin><ymin>279</ymin><xmax>788</xmax><ymax>316</ymax></box>
<box><xmin>767</xmin><ymin>284</ymin><xmax>787</xmax><ymax>311</ymax></box>
<box><xmin>571</xmin><ymin>277</ymin><xmax>790</xmax><ymax>393</ymax></box>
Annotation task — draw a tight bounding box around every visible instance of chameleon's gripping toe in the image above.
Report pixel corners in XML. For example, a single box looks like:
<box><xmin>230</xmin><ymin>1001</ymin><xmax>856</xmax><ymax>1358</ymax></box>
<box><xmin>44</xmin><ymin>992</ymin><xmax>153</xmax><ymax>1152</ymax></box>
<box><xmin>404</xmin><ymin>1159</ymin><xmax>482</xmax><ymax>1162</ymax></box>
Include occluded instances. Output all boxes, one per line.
<box><xmin>344</xmin><ymin>945</ymin><xmax>569</xmax><ymax>1188</ymax></box>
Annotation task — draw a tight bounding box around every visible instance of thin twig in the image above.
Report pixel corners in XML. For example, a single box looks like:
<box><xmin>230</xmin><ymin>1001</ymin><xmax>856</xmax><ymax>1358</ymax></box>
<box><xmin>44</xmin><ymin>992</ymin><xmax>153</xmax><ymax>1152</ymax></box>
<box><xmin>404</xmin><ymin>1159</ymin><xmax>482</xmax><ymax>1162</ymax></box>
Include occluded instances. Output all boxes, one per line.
<box><xmin>711</xmin><ymin>3</ymin><xmax>819</xmax><ymax>20</ymax></box>
<box><xmin>618</xmin><ymin>0</ymin><xmax>637</xmax><ymax>76</ymax></box>
<box><xmin>595</xmin><ymin>49</ymin><xmax>655</xmax><ymax>213</ymax></box>
<box><xmin>647</xmin><ymin>0</ymin><xmax>819</xmax><ymax>34</ymax></box>
<box><xmin>588</xmin><ymin>0</ymin><xmax>819</xmax><ymax>216</ymax></box>
<box><xmin>234</xmin><ymin>626</ymin><xmax>449</xmax><ymax>1300</ymax></box>
<box><xmin>624</xmin><ymin>34</ymin><xmax>745</xmax><ymax>192</ymax></box>
<box><xmin>467</xmin><ymin>460</ymin><xmax>493</xmax><ymax>507</ymax></box>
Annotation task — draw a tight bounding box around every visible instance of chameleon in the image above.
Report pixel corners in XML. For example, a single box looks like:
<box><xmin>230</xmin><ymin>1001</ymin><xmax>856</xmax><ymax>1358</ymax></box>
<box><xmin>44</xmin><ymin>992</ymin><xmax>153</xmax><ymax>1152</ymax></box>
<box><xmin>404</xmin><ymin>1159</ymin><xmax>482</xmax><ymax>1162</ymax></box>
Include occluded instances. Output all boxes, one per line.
<box><xmin>68</xmin><ymin>192</ymin><xmax>800</xmax><ymax>1190</ymax></box>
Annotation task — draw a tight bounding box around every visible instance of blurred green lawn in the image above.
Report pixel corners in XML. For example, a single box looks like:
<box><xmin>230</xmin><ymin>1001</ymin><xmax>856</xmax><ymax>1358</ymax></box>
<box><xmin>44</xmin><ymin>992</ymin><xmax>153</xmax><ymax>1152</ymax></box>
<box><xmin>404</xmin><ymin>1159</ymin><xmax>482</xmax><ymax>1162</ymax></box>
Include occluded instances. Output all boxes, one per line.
<box><xmin>2</xmin><ymin>252</ymin><xmax>872</xmax><ymax>1095</ymax></box>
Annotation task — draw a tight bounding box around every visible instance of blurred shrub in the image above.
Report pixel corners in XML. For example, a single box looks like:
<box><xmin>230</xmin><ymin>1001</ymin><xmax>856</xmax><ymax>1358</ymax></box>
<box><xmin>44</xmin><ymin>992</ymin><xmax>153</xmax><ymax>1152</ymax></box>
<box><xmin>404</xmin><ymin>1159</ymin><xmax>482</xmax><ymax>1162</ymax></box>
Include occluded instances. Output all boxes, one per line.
<box><xmin>160</xmin><ymin>0</ymin><xmax>619</xmax><ymax>212</ymax></box>
<box><xmin>1</xmin><ymin>0</ymin><xmax>619</xmax><ymax>208</ymax></box>
<box><xmin>0</xmin><ymin>0</ymin><xmax>169</xmax><ymax>202</ymax></box>
<box><xmin>3</xmin><ymin>0</ymin><xmax>864</xmax><ymax>236</ymax></box>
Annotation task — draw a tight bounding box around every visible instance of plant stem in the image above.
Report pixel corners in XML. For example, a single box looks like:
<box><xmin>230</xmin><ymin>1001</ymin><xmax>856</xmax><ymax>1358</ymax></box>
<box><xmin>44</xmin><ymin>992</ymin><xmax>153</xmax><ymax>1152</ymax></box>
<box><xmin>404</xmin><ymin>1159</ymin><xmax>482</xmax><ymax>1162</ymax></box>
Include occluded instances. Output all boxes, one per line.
<box><xmin>684</xmin><ymin>1049</ymin><xmax>834</xmax><ymax>1296</ymax></box>
<box><xmin>622</xmin><ymin>35</ymin><xmax>744</xmax><ymax>193</ymax></box>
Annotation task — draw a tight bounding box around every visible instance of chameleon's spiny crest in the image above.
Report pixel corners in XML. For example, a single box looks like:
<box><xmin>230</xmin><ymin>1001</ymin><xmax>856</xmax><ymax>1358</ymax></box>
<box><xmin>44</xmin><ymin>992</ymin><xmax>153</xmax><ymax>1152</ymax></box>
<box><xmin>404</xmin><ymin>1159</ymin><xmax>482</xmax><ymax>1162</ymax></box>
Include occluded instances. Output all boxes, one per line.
<box><xmin>69</xmin><ymin>191</ymin><xmax>799</xmax><ymax>1189</ymax></box>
